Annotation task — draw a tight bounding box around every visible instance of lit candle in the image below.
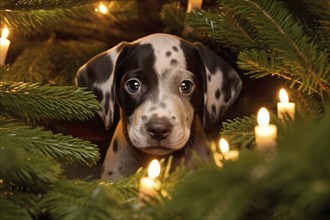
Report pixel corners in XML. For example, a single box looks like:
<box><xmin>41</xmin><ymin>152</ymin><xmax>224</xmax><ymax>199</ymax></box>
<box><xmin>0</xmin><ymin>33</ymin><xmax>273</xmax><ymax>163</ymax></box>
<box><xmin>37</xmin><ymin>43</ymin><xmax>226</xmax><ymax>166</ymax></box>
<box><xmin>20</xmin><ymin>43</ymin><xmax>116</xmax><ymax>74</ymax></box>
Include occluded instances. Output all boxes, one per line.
<box><xmin>0</xmin><ymin>28</ymin><xmax>10</xmax><ymax>65</ymax></box>
<box><xmin>277</xmin><ymin>88</ymin><xmax>295</xmax><ymax>120</ymax></box>
<box><xmin>187</xmin><ymin>0</ymin><xmax>203</xmax><ymax>13</ymax></box>
<box><xmin>138</xmin><ymin>159</ymin><xmax>161</xmax><ymax>205</ymax></box>
<box><xmin>219</xmin><ymin>138</ymin><xmax>239</xmax><ymax>160</ymax></box>
<box><xmin>254</xmin><ymin>107</ymin><xmax>277</xmax><ymax>151</ymax></box>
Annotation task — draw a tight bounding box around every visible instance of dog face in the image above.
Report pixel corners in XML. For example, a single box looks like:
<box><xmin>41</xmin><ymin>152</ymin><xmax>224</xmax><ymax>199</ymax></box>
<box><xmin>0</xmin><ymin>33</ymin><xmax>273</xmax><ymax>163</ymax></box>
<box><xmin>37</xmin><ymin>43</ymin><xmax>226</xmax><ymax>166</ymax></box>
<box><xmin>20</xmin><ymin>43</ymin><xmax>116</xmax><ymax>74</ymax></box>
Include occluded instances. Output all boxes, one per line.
<box><xmin>76</xmin><ymin>34</ymin><xmax>242</xmax><ymax>155</ymax></box>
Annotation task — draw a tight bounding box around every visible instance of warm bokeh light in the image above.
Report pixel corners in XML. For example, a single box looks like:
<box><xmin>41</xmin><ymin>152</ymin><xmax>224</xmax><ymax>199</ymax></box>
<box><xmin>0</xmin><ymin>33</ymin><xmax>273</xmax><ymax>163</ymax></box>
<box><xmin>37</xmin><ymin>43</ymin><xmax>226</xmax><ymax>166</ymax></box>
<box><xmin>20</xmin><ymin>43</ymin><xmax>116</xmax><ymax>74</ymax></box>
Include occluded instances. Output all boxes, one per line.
<box><xmin>1</xmin><ymin>28</ymin><xmax>9</xmax><ymax>39</ymax></box>
<box><xmin>257</xmin><ymin>107</ymin><xmax>270</xmax><ymax>127</ymax></box>
<box><xmin>96</xmin><ymin>3</ymin><xmax>108</xmax><ymax>14</ymax></box>
<box><xmin>148</xmin><ymin>159</ymin><xmax>160</xmax><ymax>179</ymax></box>
<box><xmin>279</xmin><ymin>88</ymin><xmax>289</xmax><ymax>103</ymax></box>
<box><xmin>219</xmin><ymin>138</ymin><xmax>229</xmax><ymax>153</ymax></box>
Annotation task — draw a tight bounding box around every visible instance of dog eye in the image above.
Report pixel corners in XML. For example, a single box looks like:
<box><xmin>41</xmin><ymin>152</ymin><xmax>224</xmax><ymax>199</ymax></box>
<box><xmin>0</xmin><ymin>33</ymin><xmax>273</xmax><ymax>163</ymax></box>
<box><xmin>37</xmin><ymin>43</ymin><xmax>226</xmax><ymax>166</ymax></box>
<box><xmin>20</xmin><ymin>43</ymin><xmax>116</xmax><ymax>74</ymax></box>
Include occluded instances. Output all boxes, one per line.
<box><xmin>179</xmin><ymin>80</ymin><xmax>195</xmax><ymax>95</ymax></box>
<box><xmin>126</xmin><ymin>79</ymin><xmax>141</xmax><ymax>94</ymax></box>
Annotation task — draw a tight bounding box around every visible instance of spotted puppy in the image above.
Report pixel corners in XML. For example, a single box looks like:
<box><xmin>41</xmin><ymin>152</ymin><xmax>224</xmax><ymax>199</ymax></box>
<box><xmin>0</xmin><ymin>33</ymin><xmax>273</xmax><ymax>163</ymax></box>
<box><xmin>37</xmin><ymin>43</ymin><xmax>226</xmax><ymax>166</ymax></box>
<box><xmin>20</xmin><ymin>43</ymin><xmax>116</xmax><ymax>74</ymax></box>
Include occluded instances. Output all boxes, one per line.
<box><xmin>76</xmin><ymin>33</ymin><xmax>242</xmax><ymax>181</ymax></box>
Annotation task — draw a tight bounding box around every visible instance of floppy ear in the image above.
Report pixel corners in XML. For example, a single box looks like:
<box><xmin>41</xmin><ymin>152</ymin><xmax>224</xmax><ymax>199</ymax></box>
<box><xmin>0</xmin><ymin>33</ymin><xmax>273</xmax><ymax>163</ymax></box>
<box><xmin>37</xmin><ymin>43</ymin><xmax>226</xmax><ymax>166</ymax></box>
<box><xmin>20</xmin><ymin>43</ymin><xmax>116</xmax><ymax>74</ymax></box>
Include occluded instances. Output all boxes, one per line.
<box><xmin>75</xmin><ymin>42</ymin><xmax>126</xmax><ymax>130</ymax></box>
<box><xmin>194</xmin><ymin>43</ymin><xmax>242</xmax><ymax>133</ymax></box>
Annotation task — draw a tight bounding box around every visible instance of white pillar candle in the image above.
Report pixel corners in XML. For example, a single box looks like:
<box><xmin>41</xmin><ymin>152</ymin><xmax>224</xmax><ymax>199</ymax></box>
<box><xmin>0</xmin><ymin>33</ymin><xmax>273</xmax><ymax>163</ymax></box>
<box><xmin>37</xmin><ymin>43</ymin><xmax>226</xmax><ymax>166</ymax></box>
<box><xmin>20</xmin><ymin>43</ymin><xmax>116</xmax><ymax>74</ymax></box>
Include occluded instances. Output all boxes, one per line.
<box><xmin>0</xmin><ymin>28</ymin><xmax>10</xmax><ymax>65</ymax></box>
<box><xmin>277</xmin><ymin>88</ymin><xmax>295</xmax><ymax>120</ymax></box>
<box><xmin>138</xmin><ymin>159</ymin><xmax>161</xmax><ymax>205</ymax></box>
<box><xmin>219</xmin><ymin>138</ymin><xmax>239</xmax><ymax>160</ymax></box>
<box><xmin>255</xmin><ymin>107</ymin><xmax>277</xmax><ymax>151</ymax></box>
<box><xmin>187</xmin><ymin>0</ymin><xmax>203</xmax><ymax>13</ymax></box>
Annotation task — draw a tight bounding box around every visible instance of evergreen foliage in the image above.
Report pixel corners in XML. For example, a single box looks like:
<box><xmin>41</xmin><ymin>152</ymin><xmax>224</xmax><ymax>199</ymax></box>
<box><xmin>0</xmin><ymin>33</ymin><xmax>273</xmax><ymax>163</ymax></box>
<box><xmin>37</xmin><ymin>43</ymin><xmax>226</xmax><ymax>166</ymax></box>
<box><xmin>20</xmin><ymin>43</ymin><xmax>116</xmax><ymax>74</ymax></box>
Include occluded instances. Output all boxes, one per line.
<box><xmin>0</xmin><ymin>0</ymin><xmax>329</xmax><ymax>219</ymax></box>
<box><xmin>0</xmin><ymin>81</ymin><xmax>99</xmax><ymax>121</ymax></box>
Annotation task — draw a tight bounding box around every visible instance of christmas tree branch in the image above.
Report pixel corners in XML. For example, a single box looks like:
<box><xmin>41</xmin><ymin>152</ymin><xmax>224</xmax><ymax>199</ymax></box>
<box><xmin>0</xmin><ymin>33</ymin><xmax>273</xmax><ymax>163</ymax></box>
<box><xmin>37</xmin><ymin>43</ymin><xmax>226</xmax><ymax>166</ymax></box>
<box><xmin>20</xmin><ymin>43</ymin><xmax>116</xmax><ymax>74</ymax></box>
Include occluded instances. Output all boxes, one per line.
<box><xmin>0</xmin><ymin>136</ymin><xmax>63</xmax><ymax>192</ymax></box>
<box><xmin>0</xmin><ymin>81</ymin><xmax>99</xmax><ymax>121</ymax></box>
<box><xmin>220</xmin><ymin>116</ymin><xmax>256</xmax><ymax>149</ymax></box>
<box><xmin>50</xmin><ymin>40</ymin><xmax>107</xmax><ymax>85</ymax></box>
<box><xmin>39</xmin><ymin>180</ymin><xmax>129</xmax><ymax>220</ymax></box>
<box><xmin>0</xmin><ymin>0</ymin><xmax>100</xmax><ymax>10</ymax></box>
<box><xmin>237</xmin><ymin>49</ymin><xmax>319</xmax><ymax>94</ymax></box>
<box><xmin>5</xmin><ymin>35</ymin><xmax>55</xmax><ymax>84</ymax></box>
<box><xmin>222</xmin><ymin>0</ymin><xmax>330</xmax><ymax>95</ymax></box>
<box><xmin>160</xmin><ymin>2</ymin><xmax>186</xmax><ymax>34</ymax></box>
<box><xmin>1</xmin><ymin>120</ymin><xmax>100</xmax><ymax>167</ymax></box>
<box><xmin>0</xmin><ymin>198</ymin><xmax>31</xmax><ymax>220</ymax></box>
<box><xmin>0</xmin><ymin>1</ymin><xmax>137</xmax><ymax>37</ymax></box>
<box><xmin>185</xmin><ymin>8</ymin><xmax>257</xmax><ymax>52</ymax></box>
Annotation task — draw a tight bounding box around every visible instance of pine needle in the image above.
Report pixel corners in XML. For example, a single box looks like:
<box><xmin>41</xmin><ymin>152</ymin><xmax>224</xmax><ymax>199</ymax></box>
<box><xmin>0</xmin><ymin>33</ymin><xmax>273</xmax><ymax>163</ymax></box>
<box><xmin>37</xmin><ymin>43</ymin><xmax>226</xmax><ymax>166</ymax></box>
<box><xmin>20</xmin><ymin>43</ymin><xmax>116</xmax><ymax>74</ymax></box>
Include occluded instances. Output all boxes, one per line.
<box><xmin>1</xmin><ymin>119</ymin><xmax>100</xmax><ymax>167</ymax></box>
<box><xmin>0</xmin><ymin>81</ymin><xmax>99</xmax><ymax>121</ymax></box>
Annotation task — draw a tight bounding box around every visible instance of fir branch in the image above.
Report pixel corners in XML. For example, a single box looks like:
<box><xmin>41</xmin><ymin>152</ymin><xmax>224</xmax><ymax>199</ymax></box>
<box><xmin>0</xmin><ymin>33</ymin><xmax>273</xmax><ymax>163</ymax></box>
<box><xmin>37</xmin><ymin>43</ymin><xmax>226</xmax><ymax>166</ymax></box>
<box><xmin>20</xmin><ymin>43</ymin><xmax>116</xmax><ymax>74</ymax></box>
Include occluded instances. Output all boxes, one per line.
<box><xmin>1</xmin><ymin>0</ymin><xmax>100</xmax><ymax>10</ymax></box>
<box><xmin>221</xmin><ymin>116</ymin><xmax>256</xmax><ymax>149</ymax></box>
<box><xmin>238</xmin><ymin>49</ymin><xmax>319</xmax><ymax>94</ymax></box>
<box><xmin>0</xmin><ymin>64</ymin><xmax>10</xmax><ymax>75</ymax></box>
<box><xmin>39</xmin><ymin>180</ymin><xmax>130</xmax><ymax>220</ymax></box>
<box><xmin>0</xmin><ymin>81</ymin><xmax>99</xmax><ymax>121</ymax></box>
<box><xmin>0</xmin><ymin>135</ymin><xmax>63</xmax><ymax>192</ymax></box>
<box><xmin>0</xmin><ymin>1</ymin><xmax>137</xmax><ymax>37</ymax></box>
<box><xmin>10</xmin><ymin>192</ymin><xmax>40</xmax><ymax>219</ymax></box>
<box><xmin>5</xmin><ymin>35</ymin><xmax>55</xmax><ymax>84</ymax></box>
<box><xmin>0</xmin><ymin>4</ymin><xmax>95</xmax><ymax>35</ymax></box>
<box><xmin>185</xmin><ymin>8</ymin><xmax>257</xmax><ymax>52</ymax></box>
<box><xmin>222</xmin><ymin>0</ymin><xmax>330</xmax><ymax>95</ymax></box>
<box><xmin>0</xmin><ymin>198</ymin><xmax>32</xmax><ymax>220</ymax></box>
<box><xmin>1</xmin><ymin>120</ymin><xmax>100</xmax><ymax>167</ymax></box>
<box><xmin>57</xmin><ymin>1</ymin><xmax>138</xmax><ymax>42</ymax></box>
<box><xmin>160</xmin><ymin>2</ymin><xmax>186</xmax><ymax>35</ymax></box>
<box><xmin>50</xmin><ymin>39</ymin><xmax>107</xmax><ymax>85</ymax></box>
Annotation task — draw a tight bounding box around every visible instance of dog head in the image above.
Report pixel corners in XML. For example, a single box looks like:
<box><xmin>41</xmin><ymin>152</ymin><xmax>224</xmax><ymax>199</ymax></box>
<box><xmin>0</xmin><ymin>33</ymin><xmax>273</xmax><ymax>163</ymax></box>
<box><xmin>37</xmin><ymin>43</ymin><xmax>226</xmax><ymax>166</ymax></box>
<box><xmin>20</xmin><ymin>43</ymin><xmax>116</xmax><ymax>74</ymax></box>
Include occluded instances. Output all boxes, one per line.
<box><xmin>76</xmin><ymin>34</ymin><xmax>242</xmax><ymax>156</ymax></box>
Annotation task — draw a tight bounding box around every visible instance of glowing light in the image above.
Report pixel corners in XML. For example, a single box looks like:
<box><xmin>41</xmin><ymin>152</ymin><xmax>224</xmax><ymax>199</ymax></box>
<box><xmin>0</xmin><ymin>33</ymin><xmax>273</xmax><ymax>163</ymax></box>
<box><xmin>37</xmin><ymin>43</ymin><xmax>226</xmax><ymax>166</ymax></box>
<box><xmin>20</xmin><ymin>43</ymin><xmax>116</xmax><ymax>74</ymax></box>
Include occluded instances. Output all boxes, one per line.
<box><xmin>257</xmin><ymin>107</ymin><xmax>270</xmax><ymax>127</ymax></box>
<box><xmin>279</xmin><ymin>88</ymin><xmax>289</xmax><ymax>103</ymax></box>
<box><xmin>219</xmin><ymin>138</ymin><xmax>229</xmax><ymax>154</ymax></box>
<box><xmin>148</xmin><ymin>159</ymin><xmax>160</xmax><ymax>179</ymax></box>
<box><xmin>1</xmin><ymin>28</ymin><xmax>9</xmax><ymax>39</ymax></box>
<box><xmin>96</xmin><ymin>3</ymin><xmax>108</xmax><ymax>14</ymax></box>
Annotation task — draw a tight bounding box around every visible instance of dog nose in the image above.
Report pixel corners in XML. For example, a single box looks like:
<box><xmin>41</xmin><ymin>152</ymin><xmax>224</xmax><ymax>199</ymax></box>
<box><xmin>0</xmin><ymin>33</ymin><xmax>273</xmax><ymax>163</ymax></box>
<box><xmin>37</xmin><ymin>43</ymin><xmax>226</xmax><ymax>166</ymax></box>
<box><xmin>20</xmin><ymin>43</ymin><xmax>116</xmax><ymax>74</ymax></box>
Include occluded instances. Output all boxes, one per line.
<box><xmin>146</xmin><ymin>118</ymin><xmax>172</xmax><ymax>141</ymax></box>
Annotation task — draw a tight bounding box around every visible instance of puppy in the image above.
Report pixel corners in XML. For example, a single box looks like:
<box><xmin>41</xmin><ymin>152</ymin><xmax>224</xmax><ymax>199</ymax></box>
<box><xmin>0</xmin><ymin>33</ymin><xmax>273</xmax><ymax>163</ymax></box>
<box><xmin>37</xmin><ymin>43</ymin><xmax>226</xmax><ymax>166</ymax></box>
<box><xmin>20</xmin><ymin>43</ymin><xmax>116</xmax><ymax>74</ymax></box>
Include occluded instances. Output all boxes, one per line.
<box><xmin>76</xmin><ymin>33</ymin><xmax>242</xmax><ymax>181</ymax></box>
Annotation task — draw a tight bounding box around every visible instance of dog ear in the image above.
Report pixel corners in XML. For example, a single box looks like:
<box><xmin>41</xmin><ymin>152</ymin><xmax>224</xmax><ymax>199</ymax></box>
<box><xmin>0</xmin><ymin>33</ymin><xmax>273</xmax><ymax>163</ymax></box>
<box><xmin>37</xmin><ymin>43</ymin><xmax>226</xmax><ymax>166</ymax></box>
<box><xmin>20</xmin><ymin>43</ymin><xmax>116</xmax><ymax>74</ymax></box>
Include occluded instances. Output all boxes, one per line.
<box><xmin>75</xmin><ymin>42</ymin><xmax>126</xmax><ymax>130</ymax></box>
<box><xmin>194</xmin><ymin>43</ymin><xmax>242</xmax><ymax>133</ymax></box>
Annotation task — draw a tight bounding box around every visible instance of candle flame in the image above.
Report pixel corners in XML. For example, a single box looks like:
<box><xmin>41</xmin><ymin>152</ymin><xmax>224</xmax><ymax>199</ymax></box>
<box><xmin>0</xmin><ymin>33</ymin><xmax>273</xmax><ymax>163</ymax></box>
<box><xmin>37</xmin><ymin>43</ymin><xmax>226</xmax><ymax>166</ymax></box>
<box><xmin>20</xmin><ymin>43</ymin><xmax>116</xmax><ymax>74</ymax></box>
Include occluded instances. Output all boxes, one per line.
<box><xmin>148</xmin><ymin>159</ymin><xmax>160</xmax><ymax>179</ymax></box>
<box><xmin>279</xmin><ymin>88</ymin><xmax>289</xmax><ymax>103</ymax></box>
<box><xmin>1</xmin><ymin>28</ymin><xmax>9</xmax><ymax>39</ymax></box>
<box><xmin>257</xmin><ymin>107</ymin><xmax>270</xmax><ymax>127</ymax></box>
<box><xmin>219</xmin><ymin>138</ymin><xmax>229</xmax><ymax>153</ymax></box>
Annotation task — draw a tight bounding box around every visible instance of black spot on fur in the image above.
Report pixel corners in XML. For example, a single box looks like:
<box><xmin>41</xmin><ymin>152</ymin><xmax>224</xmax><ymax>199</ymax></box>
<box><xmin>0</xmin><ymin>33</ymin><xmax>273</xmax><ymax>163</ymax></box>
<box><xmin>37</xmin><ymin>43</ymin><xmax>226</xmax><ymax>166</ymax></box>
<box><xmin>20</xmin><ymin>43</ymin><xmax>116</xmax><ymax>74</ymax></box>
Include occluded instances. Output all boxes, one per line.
<box><xmin>223</xmin><ymin>90</ymin><xmax>231</xmax><ymax>103</ymax></box>
<box><xmin>166</xmin><ymin>51</ymin><xmax>171</xmax><ymax>57</ymax></box>
<box><xmin>113</xmin><ymin>138</ymin><xmax>118</xmax><ymax>153</ymax></box>
<box><xmin>94</xmin><ymin>88</ymin><xmax>103</xmax><ymax>102</ymax></box>
<box><xmin>85</xmin><ymin>52</ymin><xmax>114</xmax><ymax>83</ymax></box>
<box><xmin>170</xmin><ymin>59</ymin><xmax>178</xmax><ymax>65</ymax></box>
<box><xmin>207</xmin><ymin>74</ymin><xmax>211</xmax><ymax>82</ymax></box>
<box><xmin>108</xmin><ymin>170</ymin><xmax>113</xmax><ymax>176</ymax></box>
<box><xmin>172</xmin><ymin>46</ymin><xmax>178</xmax><ymax>52</ymax></box>
<box><xmin>211</xmin><ymin>104</ymin><xmax>216</xmax><ymax>113</ymax></box>
<box><xmin>215</xmin><ymin>89</ymin><xmax>221</xmax><ymax>99</ymax></box>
